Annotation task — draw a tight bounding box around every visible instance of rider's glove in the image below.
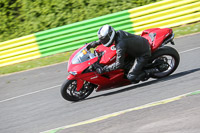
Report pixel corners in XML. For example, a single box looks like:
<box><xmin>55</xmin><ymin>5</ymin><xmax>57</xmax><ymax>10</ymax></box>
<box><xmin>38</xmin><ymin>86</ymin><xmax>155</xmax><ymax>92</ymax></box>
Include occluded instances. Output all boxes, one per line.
<box><xmin>96</xmin><ymin>66</ymin><xmax>109</xmax><ymax>74</ymax></box>
<box><xmin>86</xmin><ymin>41</ymin><xmax>100</xmax><ymax>50</ymax></box>
<box><xmin>96</xmin><ymin>67</ymin><xmax>104</xmax><ymax>74</ymax></box>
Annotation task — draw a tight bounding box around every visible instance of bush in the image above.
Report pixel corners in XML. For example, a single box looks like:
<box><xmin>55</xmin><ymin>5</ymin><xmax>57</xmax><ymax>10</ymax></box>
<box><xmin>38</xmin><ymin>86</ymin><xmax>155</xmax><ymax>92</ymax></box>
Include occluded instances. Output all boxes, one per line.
<box><xmin>0</xmin><ymin>0</ymin><xmax>161</xmax><ymax>42</ymax></box>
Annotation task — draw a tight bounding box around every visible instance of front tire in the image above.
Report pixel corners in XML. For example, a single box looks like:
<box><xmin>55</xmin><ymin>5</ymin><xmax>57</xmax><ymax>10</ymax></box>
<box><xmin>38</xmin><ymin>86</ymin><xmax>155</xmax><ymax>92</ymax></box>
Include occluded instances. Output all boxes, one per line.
<box><xmin>61</xmin><ymin>80</ymin><xmax>94</xmax><ymax>102</ymax></box>
<box><xmin>149</xmin><ymin>46</ymin><xmax>180</xmax><ymax>78</ymax></box>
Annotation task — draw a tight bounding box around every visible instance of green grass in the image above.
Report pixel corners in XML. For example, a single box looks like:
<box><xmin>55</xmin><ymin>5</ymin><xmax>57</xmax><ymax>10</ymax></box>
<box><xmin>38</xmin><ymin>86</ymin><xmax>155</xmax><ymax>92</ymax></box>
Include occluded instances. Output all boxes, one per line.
<box><xmin>173</xmin><ymin>22</ymin><xmax>200</xmax><ymax>37</ymax></box>
<box><xmin>0</xmin><ymin>22</ymin><xmax>200</xmax><ymax>75</ymax></box>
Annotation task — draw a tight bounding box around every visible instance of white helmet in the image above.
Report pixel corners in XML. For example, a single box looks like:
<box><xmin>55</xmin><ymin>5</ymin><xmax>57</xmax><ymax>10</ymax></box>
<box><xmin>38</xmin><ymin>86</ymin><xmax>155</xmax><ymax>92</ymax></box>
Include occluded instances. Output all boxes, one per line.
<box><xmin>97</xmin><ymin>24</ymin><xmax>116</xmax><ymax>47</ymax></box>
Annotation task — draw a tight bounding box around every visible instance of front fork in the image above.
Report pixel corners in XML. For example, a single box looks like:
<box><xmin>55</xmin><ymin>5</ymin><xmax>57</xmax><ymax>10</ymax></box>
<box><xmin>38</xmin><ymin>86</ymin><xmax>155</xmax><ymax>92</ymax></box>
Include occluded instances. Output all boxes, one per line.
<box><xmin>67</xmin><ymin>74</ymin><xmax>84</xmax><ymax>92</ymax></box>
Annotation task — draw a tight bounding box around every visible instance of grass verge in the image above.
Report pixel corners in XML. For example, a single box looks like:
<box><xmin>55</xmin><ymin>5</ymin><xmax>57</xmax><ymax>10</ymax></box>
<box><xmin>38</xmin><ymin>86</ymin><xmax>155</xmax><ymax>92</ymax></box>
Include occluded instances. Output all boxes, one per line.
<box><xmin>0</xmin><ymin>22</ymin><xmax>200</xmax><ymax>75</ymax></box>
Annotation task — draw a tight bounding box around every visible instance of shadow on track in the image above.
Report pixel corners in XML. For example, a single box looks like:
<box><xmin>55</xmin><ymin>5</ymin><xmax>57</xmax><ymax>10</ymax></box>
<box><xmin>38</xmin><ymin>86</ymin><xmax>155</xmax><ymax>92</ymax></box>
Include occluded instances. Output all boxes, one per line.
<box><xmin>84</xmin><ymin>67</ymin><xmax>200</xmax><ymax>101</ymax></box>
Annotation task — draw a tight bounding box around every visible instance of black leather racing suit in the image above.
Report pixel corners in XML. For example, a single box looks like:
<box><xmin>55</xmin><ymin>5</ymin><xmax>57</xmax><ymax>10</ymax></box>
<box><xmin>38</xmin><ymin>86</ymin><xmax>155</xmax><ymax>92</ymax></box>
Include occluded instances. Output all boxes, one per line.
<box><xmin>91</xmin><ymin>30</ymin><xmax>151</xmax><ymax>83</ymax></box>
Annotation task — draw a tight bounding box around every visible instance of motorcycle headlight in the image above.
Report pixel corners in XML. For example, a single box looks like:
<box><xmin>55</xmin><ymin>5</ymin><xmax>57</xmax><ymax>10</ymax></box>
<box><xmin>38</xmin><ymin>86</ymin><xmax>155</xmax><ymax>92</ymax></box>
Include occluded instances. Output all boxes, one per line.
<box><xmin>69</xmin><ymin>71</ymin><xmax>77</xmax><ymax>75</ymax></box>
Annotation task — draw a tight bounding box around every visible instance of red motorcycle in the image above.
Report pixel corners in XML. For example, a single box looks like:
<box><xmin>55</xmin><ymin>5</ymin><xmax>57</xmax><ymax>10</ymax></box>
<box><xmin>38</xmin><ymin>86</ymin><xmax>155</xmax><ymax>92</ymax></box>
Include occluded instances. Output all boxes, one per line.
<box><xmin>61</xmin><ymin>28</ymin><xmax>180</xmax><ymax>101</ymax></box>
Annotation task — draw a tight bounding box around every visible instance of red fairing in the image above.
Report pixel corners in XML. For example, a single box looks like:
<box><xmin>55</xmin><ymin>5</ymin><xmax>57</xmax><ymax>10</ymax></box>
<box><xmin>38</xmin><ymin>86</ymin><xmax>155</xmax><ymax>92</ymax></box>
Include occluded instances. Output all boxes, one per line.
<box><xmin>141</xmin><ymin>28</ymin><xmax>173</xmax><ymax>52</ymax></box>
<box><xmin>96</xmin><ymin>44</ymin><xmax>117</xmax><ymax>65</ymax></box>
<box><xmin>68</xmin><ymin>57</ymin><xmax>98</xmax><ymax>74</ymax></box>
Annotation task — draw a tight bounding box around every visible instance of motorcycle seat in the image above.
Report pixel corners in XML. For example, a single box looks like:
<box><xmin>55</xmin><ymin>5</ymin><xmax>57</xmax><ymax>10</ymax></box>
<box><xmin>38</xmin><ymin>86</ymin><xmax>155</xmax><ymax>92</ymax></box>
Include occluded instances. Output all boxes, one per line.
<box><xmin>149</xmin><ymin>33</ymin><xmax>156</xmax><ymax>42</ymax></box>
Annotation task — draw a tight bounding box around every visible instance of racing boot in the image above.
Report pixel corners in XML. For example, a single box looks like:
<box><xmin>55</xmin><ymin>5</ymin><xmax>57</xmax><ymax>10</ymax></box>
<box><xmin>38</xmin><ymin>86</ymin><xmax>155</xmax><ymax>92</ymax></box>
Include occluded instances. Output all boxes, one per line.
<box><xmin>127</xmin><ymin>72</ymin><xmax>147</xmax><ymax>83</ymax></box>
<box><xmin>138</xmin><ymin>71</ymin><xmax>149</xmax><ymax>81</ymax></box>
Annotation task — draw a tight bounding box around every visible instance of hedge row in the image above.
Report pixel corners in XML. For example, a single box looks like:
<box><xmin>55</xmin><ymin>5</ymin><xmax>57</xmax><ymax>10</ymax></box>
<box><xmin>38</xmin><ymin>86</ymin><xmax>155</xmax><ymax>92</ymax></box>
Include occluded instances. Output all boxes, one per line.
<box><xmin>0</xmin><ymin>0</ymin><xmax>161</xmax><ymax>42</ymax></box>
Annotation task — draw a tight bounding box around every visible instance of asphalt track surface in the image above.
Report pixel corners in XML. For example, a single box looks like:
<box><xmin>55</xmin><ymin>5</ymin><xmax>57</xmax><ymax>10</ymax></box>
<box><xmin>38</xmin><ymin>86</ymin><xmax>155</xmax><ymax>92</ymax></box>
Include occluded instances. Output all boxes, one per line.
<box><xmin>0</xmin><ymin>33</ymin><xmax>200</xmax><ymax>133</ymax></box>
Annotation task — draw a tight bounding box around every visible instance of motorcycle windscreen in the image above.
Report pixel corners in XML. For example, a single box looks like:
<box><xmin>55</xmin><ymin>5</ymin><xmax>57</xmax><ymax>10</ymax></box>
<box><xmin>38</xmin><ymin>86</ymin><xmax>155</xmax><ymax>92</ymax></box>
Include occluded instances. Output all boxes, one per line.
<box><xmin>72</xmin><ymin>49</ymin><xmax>95</xmax><ymax>64</ymax></box>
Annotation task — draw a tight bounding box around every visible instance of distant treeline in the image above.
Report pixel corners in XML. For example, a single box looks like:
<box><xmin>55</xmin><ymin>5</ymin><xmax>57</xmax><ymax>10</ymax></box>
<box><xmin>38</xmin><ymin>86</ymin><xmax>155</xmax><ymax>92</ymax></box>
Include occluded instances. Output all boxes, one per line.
<box><xmin>0</xmin><ymin>0</ymin><xmax>161</xmax><ymax>42</ymax></box>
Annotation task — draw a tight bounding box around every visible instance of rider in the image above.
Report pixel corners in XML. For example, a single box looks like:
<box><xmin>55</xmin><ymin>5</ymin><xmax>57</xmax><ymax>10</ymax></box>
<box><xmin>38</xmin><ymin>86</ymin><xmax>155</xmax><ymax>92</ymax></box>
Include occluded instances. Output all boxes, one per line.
<box><xmin>87</xmin><ymin>24</ymin><xmax>154</xmax><ymax>83</ymax></box>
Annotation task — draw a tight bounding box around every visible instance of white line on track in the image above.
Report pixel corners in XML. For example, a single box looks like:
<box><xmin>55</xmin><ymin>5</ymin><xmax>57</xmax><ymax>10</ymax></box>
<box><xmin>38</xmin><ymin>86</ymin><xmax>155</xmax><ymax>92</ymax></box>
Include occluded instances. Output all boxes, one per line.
<box><xmin>179</xmin><ymin>46</ymin><xmax>200</xmax><ymax>54</ymax></box>
<box><xmin>0</xmin><ymin>84</ymin><xmax>61</xmax><ymax>103</ymax></box>
<box><xmin>0</xmin><ymin>46</ymin><xmax>200</xmax><ymax>103</ymax></box>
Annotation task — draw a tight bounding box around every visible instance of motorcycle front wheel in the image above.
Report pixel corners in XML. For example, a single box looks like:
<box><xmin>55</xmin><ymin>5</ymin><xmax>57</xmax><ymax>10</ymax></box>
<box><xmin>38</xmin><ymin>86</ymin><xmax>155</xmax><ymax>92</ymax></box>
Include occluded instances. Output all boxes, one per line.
<box><xmin>61</xmin><ymin>80</ymin><xmax>94</xmax><ymax>102</ymax></box>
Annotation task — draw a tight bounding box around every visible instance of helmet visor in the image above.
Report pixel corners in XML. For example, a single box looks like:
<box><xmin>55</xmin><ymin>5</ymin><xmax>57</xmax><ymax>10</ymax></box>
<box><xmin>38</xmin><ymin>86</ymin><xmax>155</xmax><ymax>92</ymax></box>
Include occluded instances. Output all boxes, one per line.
<box><xmin>99</xmin><ymin>35</ymin><xmax>110</xmax><ymax>44</ymax></box>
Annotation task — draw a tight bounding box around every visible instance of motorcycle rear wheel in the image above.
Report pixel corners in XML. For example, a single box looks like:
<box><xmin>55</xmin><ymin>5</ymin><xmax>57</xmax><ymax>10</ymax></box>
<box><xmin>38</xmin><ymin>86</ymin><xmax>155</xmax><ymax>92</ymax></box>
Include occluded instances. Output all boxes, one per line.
<box><xmin>61</xmin><ymin>80</ymin><xmax>94</xmax><ymax>102</ymax></box>
<box><xmin>150</xmin><ymin>46</ymin><xmax>180</xmax><ymax>78</ymax></box>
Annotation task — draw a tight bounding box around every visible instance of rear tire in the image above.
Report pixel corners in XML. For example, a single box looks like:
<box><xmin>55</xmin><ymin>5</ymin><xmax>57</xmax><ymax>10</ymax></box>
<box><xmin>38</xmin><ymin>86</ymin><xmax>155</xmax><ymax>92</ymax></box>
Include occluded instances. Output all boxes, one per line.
<box><xmin>149</xmin><ymin>46</ymin><xmax>180</xmax><ymax>78</ymax></box>
<box><xmin>61</xmin><ymin>80</ymin><xmax>94</xmax><ymax>102</ymax></box>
